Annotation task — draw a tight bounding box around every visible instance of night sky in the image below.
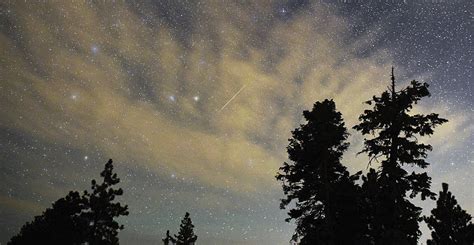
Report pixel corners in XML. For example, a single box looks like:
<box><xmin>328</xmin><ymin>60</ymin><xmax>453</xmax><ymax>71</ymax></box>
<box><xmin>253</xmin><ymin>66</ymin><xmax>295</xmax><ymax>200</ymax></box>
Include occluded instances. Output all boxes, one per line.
<box><xmin>0</xmin><ymin>1</ymin><xmax>472</xmax><ymax>244</ymax></box>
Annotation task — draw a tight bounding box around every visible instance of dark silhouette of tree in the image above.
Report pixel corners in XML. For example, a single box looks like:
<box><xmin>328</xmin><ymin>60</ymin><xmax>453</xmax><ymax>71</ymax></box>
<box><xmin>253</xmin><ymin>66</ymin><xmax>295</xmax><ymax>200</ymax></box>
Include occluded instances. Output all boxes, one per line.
<box><xmin>174</xmin><ymin>212</ymin><xmax>197</xmax><ymax>245</ymax></box>
<box><xmin>8</xmin><ymin>159</ymin><xmax>128</xmax><ymax>245</ymax></box>
<box><xmin>359</xmin><ymin>168</ymin><xmax>379</xmax><ymax>244</ymax></box>
<box><xmin>354</xmin><ymin>68</ymin><xmax>447</xmax><ymax>244</ymax></box>
<box><xmin>425</xmin><ymin>183</ymin><xmax>474</xmax><ymax>245</ymax></box>
<box><xmin>8</xmin><ymin>191</ymin><xmax>87</xmax><ymax>244</ymax></box>
<box><xmin>163</xmin><ymin>230</ymin><xmax>176</xmax><ymax>245</ymax></box>
<box><xmin>276</xmin><ymin>99</ymin><xmax>363</xmax><ymax>244</ymax></box>
<box><xmin>82</xmin><ymin>159</ymin><xmax>129</xmax><ymax>244</ymax></box>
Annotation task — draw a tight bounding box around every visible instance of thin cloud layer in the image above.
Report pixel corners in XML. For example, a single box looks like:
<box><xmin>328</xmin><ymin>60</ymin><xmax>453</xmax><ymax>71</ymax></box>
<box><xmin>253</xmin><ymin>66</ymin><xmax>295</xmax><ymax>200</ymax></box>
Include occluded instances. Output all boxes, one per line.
<box><xmin>1</xmin><ymin>1</ymin><xmax>468</xmax><ymax>193</ymax></box>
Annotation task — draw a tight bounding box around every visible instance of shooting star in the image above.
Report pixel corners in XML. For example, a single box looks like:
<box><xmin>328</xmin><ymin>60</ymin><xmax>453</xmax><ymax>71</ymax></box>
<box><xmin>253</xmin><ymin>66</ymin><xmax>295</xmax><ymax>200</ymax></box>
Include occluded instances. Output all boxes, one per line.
<box><xmin>218</xmin><ymin>84</ymin><xmax>247</xmax><ymax>112</ymax></box>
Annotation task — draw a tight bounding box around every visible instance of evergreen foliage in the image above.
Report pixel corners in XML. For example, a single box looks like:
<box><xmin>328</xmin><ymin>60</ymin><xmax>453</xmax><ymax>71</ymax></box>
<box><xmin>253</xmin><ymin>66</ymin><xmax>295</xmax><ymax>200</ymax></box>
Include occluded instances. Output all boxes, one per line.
<box><xmin>8</xmin><ymin>159</ymin><xmax>128</xmax><ymax>245</ymax></box>
<box><xmin>425</xmin><ymin>183</ymin><xmax>474</xmax><ymax>245</ymax></box>
<box><xmin>276</xmin><ymin>99</ymin><xmax>363</xmax><ymax>244</ymax></box>
<box><xmin>8</xmin><ymin>191</ymin><xmax>87</xmax><ymax>244</ymax></box>
<box><xmin>82</xmin><ymin>159</ymin><xmax>130</xmax><ymax>244</ymax></box>
<box><xmin>354</xmin><ymin>68</ymin><xmax>447</xmax><ymax>244</ymax></box>
<box><xmin>174</xmin><ymin>212</ymin><xmax>197</xmax><ymax>245</ymax></box>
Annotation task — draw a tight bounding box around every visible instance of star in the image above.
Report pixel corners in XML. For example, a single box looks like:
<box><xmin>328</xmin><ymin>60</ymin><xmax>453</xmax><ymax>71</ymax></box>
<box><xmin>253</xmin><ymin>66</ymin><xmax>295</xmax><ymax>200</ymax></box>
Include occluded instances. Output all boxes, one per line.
<box><xmin>91</xmin><ymin>45</ymin><xmax>99</xmax><ymax>54</ymax></box>
<box><xmin>193</xmin><ymin>96</ymin><xmax>199</xmax><ymax>102</ymax></box>
<box><xmin>279</xmin><ymin>7</ymin><xmax>288</xmax><ymax>15</ymax></box>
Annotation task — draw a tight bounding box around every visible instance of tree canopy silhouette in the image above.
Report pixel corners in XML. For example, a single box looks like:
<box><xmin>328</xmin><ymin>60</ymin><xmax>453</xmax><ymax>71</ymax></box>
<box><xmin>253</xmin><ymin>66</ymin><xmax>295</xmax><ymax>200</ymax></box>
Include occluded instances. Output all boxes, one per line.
<box><xmin>425</xmin><ymin>183</ymin><xmax>474</xmax><ymax>245</ymax></box>
<box><xmin>8</xmin><ymin>191</ymin><xmax>88</xmax><ymax>244</ymax></box>
<box><xmin>276</xmin><ymin>99</ymin><xmax>363</xmax><ymax>244</ymax></box>
<box><xmin>174</xmin><ymin>212</ymin><xmax>197</xmax><ymax>245</ymax></box>
<box><xmin>163</xmin><ymin>230</ymin><xmax>176</xmax><ymax>245</ymax></box>
<box><xmin>354</xmin><ymin>68</ymin><xmax>447</xmax><ymax>244</ymax></box>
<box><xmin>82</xmin><ymin>159</ymin><xmax>130</xmax><ymax>244</ymax></box>
<box><xmin>8</xmin><ymin>159</ymin><xmax>129</xmax><ymax>245</ymax></box>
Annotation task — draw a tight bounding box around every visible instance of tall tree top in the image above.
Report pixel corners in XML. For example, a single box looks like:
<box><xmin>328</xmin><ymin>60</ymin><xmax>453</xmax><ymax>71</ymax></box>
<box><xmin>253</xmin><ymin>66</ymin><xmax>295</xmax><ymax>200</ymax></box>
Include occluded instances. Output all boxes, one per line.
<box><xmin>354</xmin><ymin>69</ymin><xmax>447</xmax><ymax>171</ymax></box>
<box><xmin>277</xmin><ymin>99</ymin><xmax>351</xmax><ymax>210</ymax></box>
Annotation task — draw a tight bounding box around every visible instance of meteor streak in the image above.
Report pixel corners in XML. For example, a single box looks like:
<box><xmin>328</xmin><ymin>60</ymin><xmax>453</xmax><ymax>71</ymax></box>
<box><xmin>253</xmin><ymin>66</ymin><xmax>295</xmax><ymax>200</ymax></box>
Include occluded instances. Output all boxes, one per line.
<box><xmin>218</xmin><ymin>84</ymin><xmax>247</xmax><ymax>112</ymax></box>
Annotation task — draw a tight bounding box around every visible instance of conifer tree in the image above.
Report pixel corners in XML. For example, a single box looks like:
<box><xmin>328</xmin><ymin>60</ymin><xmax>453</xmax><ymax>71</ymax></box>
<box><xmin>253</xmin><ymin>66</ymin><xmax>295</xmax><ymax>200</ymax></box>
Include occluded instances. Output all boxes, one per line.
<box><xmin>8</xmin><ymin>191</ymin><xmax>88</xmax><ymax>244</ymax></box>
<box><xmin>82</xmin><ymin>159</ymin><xmax>129</xmax><ymax>245</ymax></box>
<box><xmin>425</xmin><ymin>183</ymin><xmax>474</xmax><ymax>245</ymax></box>
<box><xmin>174</xmin><ymin>212</ymin><xmax>197</xmax><ymax>245</ymax></box>
<box><xmin>354</xmin><ymin>68</ymin><xmax>447</xmax><ymax>244</ymax></box>
<box><xmin>8</xmin><ymin>159</ymin><xmax>128</xmax><ymax>245</ymax></box>
<box><xmin>276</xmin><ymin>99</ymin><xmax>363</xmax><ymax>244</ymax></box>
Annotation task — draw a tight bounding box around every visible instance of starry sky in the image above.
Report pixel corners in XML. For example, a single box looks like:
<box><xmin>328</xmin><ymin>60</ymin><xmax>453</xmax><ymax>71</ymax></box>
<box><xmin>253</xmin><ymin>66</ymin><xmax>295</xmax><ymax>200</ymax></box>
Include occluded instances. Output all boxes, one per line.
<box><xmin>0</xmin><ymin>1</ymin><xmax>472</xmax><ymax>244</ymax></box>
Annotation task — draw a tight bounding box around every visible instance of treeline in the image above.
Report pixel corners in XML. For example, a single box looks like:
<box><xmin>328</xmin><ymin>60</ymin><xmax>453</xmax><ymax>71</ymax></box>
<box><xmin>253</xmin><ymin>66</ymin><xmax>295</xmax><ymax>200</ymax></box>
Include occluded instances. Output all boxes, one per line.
<box><xmin>7</xmin><ymin>159</ymin><xmax>198</xmax><ymax>245</ymax></box>
<box><xmin>276</xmin><ymin>68</ymin><xmax>474</xmax><ymax>244</ymax></box>
<box><xmin>7</xmin><ymin>68</ymin><xmax>473</xmax><ymax>245</ymax></box>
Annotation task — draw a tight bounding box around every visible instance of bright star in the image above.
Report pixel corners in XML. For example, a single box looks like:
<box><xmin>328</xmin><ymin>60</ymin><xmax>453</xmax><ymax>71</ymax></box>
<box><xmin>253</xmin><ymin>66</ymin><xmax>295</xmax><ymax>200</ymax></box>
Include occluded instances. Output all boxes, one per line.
<box><xmin>193</xmin><ymin>96</ymin><xmax>199</xmax><ymax>102</ymax></box>
<box><xmin>84</xmin><ymin>156</ymin><xmax>88</xmax><ymax>160</ymax></box>
<box><xmin>91</xmin><ymin>45</ymin><xmax>99</xmax><ymax>54</ymax></box>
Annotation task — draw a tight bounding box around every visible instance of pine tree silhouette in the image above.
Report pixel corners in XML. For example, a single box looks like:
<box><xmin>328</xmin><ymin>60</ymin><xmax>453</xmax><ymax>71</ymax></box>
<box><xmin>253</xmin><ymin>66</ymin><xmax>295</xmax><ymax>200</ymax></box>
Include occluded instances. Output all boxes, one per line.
<box><xmin>8</xmin><ymin>191</ymin><xmax>88</xmax><ymax>244</ymax></box>
<box><xmin>354</xmin><ymin>68</ymin><xmax>447</xmax><ymax>244</ymax></box>
<box><xmin>82</xmin><ymin>159</ymin><xmax>129</xmax><ymax>244</ymax></box>
<box><xmin>276</xmin><ymin>99</ymin><xmax>363</xmax><ymax>244</ymax></box>
<box><xmin>163</xmin><ymin>230</ymin><xmax>176</xmax><ymax>245</ymax></box>
<box><xmin>174</xmin><ymin>212</ymin><xmax>197</xmax><ymax>245</ymax></box>
<box><xmin>8</xmin><ymin>159</ymin><xmax>128</xmax><ymax>245</ymax></box>
<box><xmin>425</xmin><ymin>183</ymin><xmax>474</xmax><ymax>245</ymax></box>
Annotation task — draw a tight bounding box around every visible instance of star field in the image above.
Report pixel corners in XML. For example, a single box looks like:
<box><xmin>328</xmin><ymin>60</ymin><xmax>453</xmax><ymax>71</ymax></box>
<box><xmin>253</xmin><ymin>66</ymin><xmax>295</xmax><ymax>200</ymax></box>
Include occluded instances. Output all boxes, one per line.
<box><xmin>0</xmin><ymin>1</ymin><xmax>472</xmax><ymax>244</ymax></box>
